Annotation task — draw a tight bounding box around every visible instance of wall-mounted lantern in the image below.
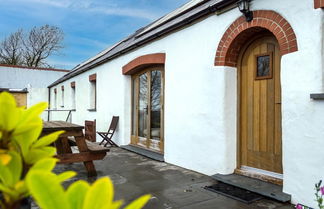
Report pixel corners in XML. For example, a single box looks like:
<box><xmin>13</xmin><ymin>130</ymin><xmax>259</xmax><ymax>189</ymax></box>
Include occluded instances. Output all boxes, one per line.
<box><xmin>237</xmin><ymin>0</ymin><xmax>253</xmax><ymax>22</ymax></box>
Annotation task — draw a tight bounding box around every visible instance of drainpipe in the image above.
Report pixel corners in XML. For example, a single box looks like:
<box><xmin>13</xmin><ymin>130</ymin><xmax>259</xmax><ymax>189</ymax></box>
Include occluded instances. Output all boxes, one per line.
<box><xmin>47</xmin><ymin>87</ymin><xmax>51</xmax><ymax>121</ymax></box>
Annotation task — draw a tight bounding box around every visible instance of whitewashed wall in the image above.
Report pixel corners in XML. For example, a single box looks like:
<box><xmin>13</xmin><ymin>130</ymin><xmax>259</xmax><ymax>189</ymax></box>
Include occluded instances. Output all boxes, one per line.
<box><xmin>49</xmin><ymin>0</ymin><xmax>324</xmax><ymax>207</ymax></box>
<box><xmin>0</xmin><ymin>66</ymin><xmax>68</xmax><ymax>109</ymax></box>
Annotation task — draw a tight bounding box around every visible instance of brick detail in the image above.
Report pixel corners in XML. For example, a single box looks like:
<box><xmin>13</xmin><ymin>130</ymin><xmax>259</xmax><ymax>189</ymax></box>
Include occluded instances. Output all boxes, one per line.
<box><xmin>122</xmin><ymin>53</ymin><xmax>166</xmax><ymax>75</ymax></box>
<box><xmin>54</xmin><ymin>88</ymin><xmax>57</xmax><ymax>93</ymax></box>
<box><xmin>61</xmin><ymin>85</ymin><xmax>64</xmax><ymax>91</ymax></box>
<box><xmin>214</xmin><ymin>10</ymin><xmax>298</xmax><ymax>67</ymax></box>
<box><xmin>314</xmin><ymin>0</ymin><xmax>324</xmax><ymax>8</ymax></box>
<box><xmin>89</xmin><ymin>74</ymin><xmax>96</xmax><ymax>81</ymax></box>
<box><xmin>70</xmin><ymin>81</ymin><xmax>75</xmax><ymax>88</ymax></box>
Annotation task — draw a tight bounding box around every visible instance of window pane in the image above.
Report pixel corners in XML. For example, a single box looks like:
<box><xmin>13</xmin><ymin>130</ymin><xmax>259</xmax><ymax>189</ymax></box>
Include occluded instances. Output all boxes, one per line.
<box><xmin>257</xmin><ymin>55</ymin><xmax>270</xmax><ymax>77</ymax></box>
<box><xmin>131</xmin><ymin>78</ymin><xmax>137</xmax><ymax>135</ymax></box>
<box><xmin>138</xmin><ymin>73</ymin><xmax>147</xmax><ymax>138</ymax></box>
<box><xmin>150</xmin><ymin>70</ymin><xmax>161</xmax><ymax>140</ymax></box>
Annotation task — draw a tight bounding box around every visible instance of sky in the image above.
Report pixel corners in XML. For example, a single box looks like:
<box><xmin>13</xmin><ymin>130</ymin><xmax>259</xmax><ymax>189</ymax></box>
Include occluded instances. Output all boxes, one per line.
<box><xmin>0</xmin><ymin>0</ymin><xmax>189</xmax><ymax>70</ymax></box>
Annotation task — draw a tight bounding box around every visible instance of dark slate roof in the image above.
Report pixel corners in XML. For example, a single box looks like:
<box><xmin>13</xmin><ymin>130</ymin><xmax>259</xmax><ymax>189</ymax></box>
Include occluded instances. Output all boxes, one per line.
<box><xmin>49</xmin><ymin>0</ymin><xmax>238</xmax><ymax>87</ymax></box>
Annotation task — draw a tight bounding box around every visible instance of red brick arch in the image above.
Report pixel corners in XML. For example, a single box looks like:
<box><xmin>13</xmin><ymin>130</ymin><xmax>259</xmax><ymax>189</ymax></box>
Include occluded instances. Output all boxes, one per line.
<box><xmin>214</xmin><ymin>10</ymin><xmax>298</xmax><ymax>67</ymax></box>
<box><xmin>122</xmin><ymin>53</ymin><xmax>165</xmax><ymax>75</ymax></box>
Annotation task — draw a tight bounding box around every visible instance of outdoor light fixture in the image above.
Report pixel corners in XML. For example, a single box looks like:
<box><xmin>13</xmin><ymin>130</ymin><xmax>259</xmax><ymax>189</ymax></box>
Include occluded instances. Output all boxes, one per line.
<box><xmin>237</xmin><ymin>0</ymin><xmax>253</xmax><ymax>22</ymax></box>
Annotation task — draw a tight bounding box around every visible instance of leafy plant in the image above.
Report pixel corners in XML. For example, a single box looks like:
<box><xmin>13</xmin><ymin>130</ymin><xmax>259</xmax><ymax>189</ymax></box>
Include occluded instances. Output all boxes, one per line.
<box><xmin>0</xmin><ymin>92</ymin><xmax>151</xmax><ymax>209</ymax></box>
<box><xmin>315</xmin><ymin>180</ymin><xmax>324</xmax><ymax>209</ymax></box>
<box><xmin>26</xmin><ymin>171</ymin><xmax>150</xmax><ymax>209</ymax></box>
<box><xmin>0</xmin><ymin>92</ymin><xmax>63</xmax><ymax>208</ymax></box>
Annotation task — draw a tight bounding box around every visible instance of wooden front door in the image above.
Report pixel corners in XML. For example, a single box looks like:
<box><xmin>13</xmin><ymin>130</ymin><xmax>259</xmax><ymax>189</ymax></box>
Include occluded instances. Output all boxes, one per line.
<box><xmin>131</xmin><ymin>66</ymin><xmax>164</xmax><ymax>153</ymax></box>
<box><xmin>239</xmin><ymin>35</ymin><xmax>282</xmax><ymax>174</ymax></box>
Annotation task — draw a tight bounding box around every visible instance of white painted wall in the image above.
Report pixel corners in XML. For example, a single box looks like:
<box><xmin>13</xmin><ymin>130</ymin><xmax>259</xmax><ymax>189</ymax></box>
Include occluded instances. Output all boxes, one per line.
<box><xmin>49</xmin><ymin>0</ymin><xmax>324</xmax><ymax>207</ymax></box>
<box><xmin>0</xmin><ymin>66</ymin><xmax>68</xmax><ymax>109</ymax></box>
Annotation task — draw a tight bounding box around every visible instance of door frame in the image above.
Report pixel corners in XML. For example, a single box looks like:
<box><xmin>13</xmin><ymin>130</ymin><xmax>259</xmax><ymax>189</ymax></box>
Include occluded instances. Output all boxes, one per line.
<box><xmin>235</xmin><ymin>33</ymin><xmax>283</xmax><ymax>184</ymax></box>
<box><xmin>130</xmin><ymin>65</ymin><xmax>165</xmax><ymax>154</ymax></box>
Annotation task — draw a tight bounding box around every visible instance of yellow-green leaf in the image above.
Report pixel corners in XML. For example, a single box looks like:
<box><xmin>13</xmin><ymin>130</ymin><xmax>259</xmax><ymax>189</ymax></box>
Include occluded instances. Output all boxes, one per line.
<box><xmin>57</xmin><ymin>171</ymin><xmax>76</xmax><ymax>183</ymax></box>
<box><xmin>0</xmin><ymin>161</ymin><xmax>13</xmax><ymax>186</ymax></box>
<box><xmin>0</xmin><ymin>92</ymin><xmax>20</xmax><ymax>131</ymax></box>
<box><xmin>33</xmin><ymin>131</ymin><xmax>64</xmax><ymax>148</ymax></box>
<box><xmin>14</xmin><ymin>180</ymin><xmax>28</xmax><ymax>195</ymax></box>
<box><xmin>83</xmin><ymin>177</ymin><xmax>114</xmax><ymax>209</ymax></box>
<box><xmin>124</xmin><ymin>195</ymin><xmax>151</xmax><ymax>209</ymax></box>
<box><xmin>0</xmin><ymin>182</ymin><xmax>16</xmax><ymax>197</ymax></box>
<box><xmin>0</xmin><ymin>153</ymin><xmax>11</xmax><ymax>165</ymax></box>
<box><xmin>15</xmin><ymin>102</ymin><xmax>47</xmax><ymax>132</ymax></box>
<box><xmin>13</xmin><ymin>123</ymin><xmax>42</xmax><ymax>157</ymax></box>
<box><xmin>66</xmin><ymin>180</ymin><xmax>90</xmax><ymax>209</ymax></box>
<box><xmin>24</xmin><ymin>147</ymin><xmax>56</xmax><ymax>165</ymax></box>
<box><xmin>110</xmin><ymin>200</ymin><xmax>123</xmax><ymax>209</ymax></box>
<box><xmin>6</xmin><ymin>151</ymin><xmax>22</xmax><ymax>184</ymax></box>
<box><xmin>26</xmin><ymin>171</ymin><xmax>69</xmax><ymax>209</ymax></box>
<box><xmin>30</xmin><ymin>158</ymin><xmax>58</xmax><ymax>172</ymax></box>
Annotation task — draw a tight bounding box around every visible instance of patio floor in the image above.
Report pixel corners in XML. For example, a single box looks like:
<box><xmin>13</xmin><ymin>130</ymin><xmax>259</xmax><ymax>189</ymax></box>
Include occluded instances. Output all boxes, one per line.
<box><xmin>51</xmin><ymin>147</ymin><xmax>293</xmax><ymax>209</ymax></box>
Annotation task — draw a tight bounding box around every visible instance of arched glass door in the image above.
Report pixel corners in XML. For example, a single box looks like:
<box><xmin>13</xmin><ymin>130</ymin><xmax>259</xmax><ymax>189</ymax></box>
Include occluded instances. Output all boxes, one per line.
<box><xmin>131</xmin><ymin>66</ymin><xmax>164</xmax><ymax>153</ymax></box>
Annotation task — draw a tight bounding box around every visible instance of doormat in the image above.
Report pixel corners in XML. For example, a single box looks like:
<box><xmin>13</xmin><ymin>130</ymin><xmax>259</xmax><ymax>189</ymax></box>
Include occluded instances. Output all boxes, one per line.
<box><xmin>204</xmin><ymin>182</ymin><xmax>264</xmax><ymax>204</ymax></box>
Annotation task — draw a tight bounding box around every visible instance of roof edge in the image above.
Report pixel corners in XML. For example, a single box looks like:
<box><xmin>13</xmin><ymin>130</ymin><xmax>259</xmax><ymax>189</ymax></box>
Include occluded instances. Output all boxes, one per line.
<box><xmin>48</xmin><ymin>0</ymin><xmax>238</xmax><ymax>88</ymax></box>
<box><xmin>0</xmin><ymin>64</ymin><xmax>70</xmax><ymax>72</ymax></box>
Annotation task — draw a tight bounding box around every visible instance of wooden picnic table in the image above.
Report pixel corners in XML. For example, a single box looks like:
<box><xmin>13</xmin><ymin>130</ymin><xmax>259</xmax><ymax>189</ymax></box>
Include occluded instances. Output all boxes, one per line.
<box><xmin>42</xmin><ymin>121</ymin><xmax>109</xmax><ymax>177</ymax></box>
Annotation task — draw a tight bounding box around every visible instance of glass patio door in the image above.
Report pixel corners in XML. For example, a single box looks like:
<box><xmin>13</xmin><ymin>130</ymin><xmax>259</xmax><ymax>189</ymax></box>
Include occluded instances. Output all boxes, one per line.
<box><xmin>131</xmin><ymin>66</ymin><xmax>164</xmax><ymax>153</ymax></box>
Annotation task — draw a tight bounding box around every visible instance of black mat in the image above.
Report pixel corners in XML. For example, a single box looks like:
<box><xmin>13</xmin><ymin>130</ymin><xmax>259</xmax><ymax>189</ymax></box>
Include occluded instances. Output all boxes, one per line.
<box><xmin>204</xmin><ymin>182</ymin><xmax>264</xmax><ymax>204</ymax></box>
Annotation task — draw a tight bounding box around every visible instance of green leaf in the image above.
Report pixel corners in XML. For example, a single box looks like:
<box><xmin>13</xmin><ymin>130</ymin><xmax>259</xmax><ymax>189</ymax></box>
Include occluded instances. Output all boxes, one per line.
<box><xmin>24</xmin><ymin>147</ymin><xmax>56</xmax><ymax>165</ymax></box>
<box><xmin>123</xmin><ymin>195</ymin><xmax>151</xmax><ymax>209</ymax></box>
<box><xmin>0</xmin><ymin>161</ymin><xmax>13</xmax><ymax>186</ymax></box>
<box><xmin>66</xmin><ymin>180</ymin><xmax>90</xmax><ymax>209</ymax></box>
<box><xmin>110</xmin><ymin>200</ymin><xmax>123</xmax><ymax>209</ymax></box>
<box><xmin>26</xmin><ymin>171</ymin><xmax>69</xmax><ymax>209</ymax></box>
<box><xmin>57</xmin><ymin>171</ymin><xmax>76</xmax><ymax>183</ymax></box>
<box><xmin>30</xmin><ymin>158</ymin><xmax>58</xmax><ymax>172</ymax></box>
<box><xmin>14</xmin><ymin>102</ymin><xmax>47</xmax><ymax>134</ymax></box>
<box><xmin>83</xmin><ymin>177</ymin><xmax>114</xmax><ymax>209</ymax></box>
<box><xmin>6</xmin><ymin>151</ymin><xmax>22</xmax><ymax>185</ymax></box>
<box><xmin>33</xmin><ymin>131</ymin><xmax>64</xmax><ymax>148</ymax></box>
<box><xmin>0</xmin><ymin>182</ymin><xmax>16</xmax><ymax>197</ymax></box>
<box><xmin>0</xmin><ymin>92</ymin><xmax>21</xmax><ymax>131</ymax></box>
<box><xmin>13</xmin><ymin>123</ymin><xmax>42</xmax><ymax>157</ymax></box>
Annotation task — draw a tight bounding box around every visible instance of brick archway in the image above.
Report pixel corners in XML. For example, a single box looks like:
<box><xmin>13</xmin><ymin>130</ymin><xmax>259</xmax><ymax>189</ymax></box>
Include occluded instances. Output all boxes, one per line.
<box><xmin>214</xmin><ymin>10</ymin><xmax>298</xmax><ymax>67</ymax></box>
<box><xmin>122</xmin><ymin>53</ymin><xmax>165</xmax><ymax>75</ymax></box>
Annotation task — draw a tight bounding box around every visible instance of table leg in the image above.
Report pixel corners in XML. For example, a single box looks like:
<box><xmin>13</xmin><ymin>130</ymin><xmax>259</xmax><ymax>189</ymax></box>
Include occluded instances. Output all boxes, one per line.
<box><xmin>75</xmin><ymin>135</ymin><xmax>97</xmax><ymax>177</ymax></box>
<box><xmin>55</xmin><ymin>138</ymin><xmax>65</xmax><ymax>154</ymax></box>
<box><xmin>62</xmin><ymin>137</ymin><xmax>73</xmax><ymax>154</ymax></box>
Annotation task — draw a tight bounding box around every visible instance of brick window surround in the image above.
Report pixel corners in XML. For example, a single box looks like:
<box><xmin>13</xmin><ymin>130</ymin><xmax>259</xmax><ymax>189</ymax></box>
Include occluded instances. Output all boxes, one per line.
<box><xmin>89</xmin><ymin>73</ymin><xmax>97</xmax><ymax>81</ymax></box>
<box><xmin>122</xmin><ymin>53</ymin><xmax>166</xmax><ymax>75</ymax></box>
<box><xmin>70</xmin><ymin>81</ymin><xmax>75</xmax><ymax>88</ymax></box>
<box><xmin>314</xmin><ymin>0</ymin><xmax>324</xmax><ymax>8</ymax></box>
<box><xmin>215</xmin><ymin>10</ymin><xmax>298</xmax><ymax>67</ymax></box>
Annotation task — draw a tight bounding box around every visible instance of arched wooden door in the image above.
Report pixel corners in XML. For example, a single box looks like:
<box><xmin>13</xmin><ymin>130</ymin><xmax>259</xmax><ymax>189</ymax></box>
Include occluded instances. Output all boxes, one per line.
<box><xmin>239</xmin><ymin>35</ymin><xmax>282</xmax><ymax>176</ymax></box>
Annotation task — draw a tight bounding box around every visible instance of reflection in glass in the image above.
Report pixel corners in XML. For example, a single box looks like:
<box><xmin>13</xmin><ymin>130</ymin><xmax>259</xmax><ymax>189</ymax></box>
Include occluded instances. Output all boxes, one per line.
<box><xmin>257</xmin><ymin>55</ymin><xmax>270</xmax><ymax>77</ymax></box>
<box><xmin>150</xmin><ymin>70</ymin><xmax>161</xmax><ymax>140</ymax></box>
<box><xmin>138</xmin><ymin>73</ymin><xmax>147</xmax><ymax>138</ymax></box>
<box><xmin>131</xmin><ymin>78</ymin><xmax>136</xmax><ymax>135</ymax></box>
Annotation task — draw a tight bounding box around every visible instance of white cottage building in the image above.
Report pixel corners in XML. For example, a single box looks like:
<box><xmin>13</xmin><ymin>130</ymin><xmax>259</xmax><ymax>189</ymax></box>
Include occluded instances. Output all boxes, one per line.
<box><xmin>48</xmin><ymin>0</ymin><xmax>324</xmax><ymax>207</ymax></box>
<box><xmin>0</xmin><ymin>64</ymin><xmax>68</xmax><ymax>108</ymax></box>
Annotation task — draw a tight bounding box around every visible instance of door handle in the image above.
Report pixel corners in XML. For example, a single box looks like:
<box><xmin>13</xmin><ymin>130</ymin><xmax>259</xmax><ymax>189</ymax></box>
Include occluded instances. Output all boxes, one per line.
<box><xmin>275</xmin><ymin>102</ymin><xmax>281</xmax><ymax>104</ymax></box>
<box><xmin>144</xmin><ymin>105</ymin><xmax>148</xmax><ymax>114</ymax></box>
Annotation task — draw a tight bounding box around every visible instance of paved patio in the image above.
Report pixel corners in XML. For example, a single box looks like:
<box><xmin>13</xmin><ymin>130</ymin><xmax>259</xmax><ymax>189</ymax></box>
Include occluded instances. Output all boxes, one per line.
<box><xmin>53</xmin><ymin>148</ymin><xmax>294</xmax><ymax>209</ymax></box>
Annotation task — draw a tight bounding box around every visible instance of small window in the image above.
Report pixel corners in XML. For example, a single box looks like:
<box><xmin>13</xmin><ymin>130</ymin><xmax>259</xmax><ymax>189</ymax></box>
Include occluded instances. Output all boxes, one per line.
<box><xmin>255</xmin><ymin>53</ymin><xmax>272</xmax><ymax>80</ymax></box>
<box><xmin>54</xmin><ymin>88</ymin><xmax>57</xmax><ymax>109</ymax></box>
<box><xmin>71</xmin><ymin>82</ymin><xmax>76</xmax><ymax>110</ymax></box>
<box><xmin>89</xmin><ymin>74</ymin><xmax>96</xmax><ymax>111</ymax></box>
<box><xmin>61</xmin><ymin>86</ymin><xmax>64</xmax><ymax>107</ymax></box>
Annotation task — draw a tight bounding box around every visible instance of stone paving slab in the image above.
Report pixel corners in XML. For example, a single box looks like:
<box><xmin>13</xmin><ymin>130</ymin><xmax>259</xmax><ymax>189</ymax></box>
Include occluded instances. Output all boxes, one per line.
<box><xmin>51</xmin><ymin>147</ymin><xmax>293</xmax><ymax>209</ymax></box>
